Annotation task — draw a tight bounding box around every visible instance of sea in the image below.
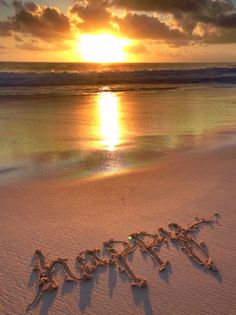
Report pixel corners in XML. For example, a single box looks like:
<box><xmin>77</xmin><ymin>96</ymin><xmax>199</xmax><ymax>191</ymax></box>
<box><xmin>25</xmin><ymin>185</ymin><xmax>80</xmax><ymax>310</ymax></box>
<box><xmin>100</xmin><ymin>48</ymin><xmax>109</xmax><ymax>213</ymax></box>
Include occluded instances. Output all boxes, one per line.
<box><xmin>0</xmin><ymin>62</ymin><xmax>236</xmax><ymax>182</ymax></box>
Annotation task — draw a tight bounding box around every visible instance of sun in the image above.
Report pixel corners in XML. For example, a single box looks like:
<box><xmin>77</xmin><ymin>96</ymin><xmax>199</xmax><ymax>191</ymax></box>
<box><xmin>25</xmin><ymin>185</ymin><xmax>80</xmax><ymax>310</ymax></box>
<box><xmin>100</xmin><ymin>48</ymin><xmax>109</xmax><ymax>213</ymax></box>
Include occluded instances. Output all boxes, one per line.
<box><xmin>79</xmin><ymin>33</ymin><xmax>130</xmax><ymax>63</ymax></box>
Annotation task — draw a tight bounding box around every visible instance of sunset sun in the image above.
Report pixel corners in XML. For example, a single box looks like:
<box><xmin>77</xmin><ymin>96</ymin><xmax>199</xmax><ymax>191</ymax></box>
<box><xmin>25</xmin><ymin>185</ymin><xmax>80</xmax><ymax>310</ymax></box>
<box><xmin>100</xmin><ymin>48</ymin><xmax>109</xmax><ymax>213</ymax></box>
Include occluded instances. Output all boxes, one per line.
<box><xmin>79</xmin><ymin>34</ymin><xmax>130</xmax><ymax>63</ymax></box>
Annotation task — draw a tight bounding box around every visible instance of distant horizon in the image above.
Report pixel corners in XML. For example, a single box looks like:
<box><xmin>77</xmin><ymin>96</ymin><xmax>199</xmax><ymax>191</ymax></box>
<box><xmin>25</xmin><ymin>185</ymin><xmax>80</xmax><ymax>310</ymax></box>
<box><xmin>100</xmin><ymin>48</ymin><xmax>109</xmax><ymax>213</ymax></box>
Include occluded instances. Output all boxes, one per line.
<box><xmin>1</xmin><ymin>61</ymin><xmax>236</xmax><ymax>64</ymax></box>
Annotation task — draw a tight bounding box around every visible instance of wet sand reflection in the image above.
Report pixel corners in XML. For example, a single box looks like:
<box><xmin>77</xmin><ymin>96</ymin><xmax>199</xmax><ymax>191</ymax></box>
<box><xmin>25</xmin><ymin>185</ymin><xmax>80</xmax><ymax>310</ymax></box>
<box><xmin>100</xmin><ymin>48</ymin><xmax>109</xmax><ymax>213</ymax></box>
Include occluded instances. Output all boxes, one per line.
<box><xmin>97</xmin><ymin>92</ymin><xmax>121</xmax><ymax>151</ymax></box>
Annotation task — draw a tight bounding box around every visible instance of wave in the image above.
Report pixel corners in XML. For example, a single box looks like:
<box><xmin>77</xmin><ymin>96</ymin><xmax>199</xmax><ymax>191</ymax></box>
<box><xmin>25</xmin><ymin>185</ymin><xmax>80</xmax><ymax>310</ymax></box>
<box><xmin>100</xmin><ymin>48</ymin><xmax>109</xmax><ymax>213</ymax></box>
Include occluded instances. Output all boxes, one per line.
<box><xmin>0</xmin><ymin>66</ymin><xmax>236</xmax><ymax>88</ymax></box>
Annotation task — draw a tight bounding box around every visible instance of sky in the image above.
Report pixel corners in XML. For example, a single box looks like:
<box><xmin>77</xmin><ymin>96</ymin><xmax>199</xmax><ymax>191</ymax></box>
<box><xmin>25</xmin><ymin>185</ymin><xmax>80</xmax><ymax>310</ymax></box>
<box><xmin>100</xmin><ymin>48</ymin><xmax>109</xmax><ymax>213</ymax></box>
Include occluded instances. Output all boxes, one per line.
<box><xmin>0</xmin><ymin>0</ymin><xmax>236</xmax><ymax>62</ymax></box>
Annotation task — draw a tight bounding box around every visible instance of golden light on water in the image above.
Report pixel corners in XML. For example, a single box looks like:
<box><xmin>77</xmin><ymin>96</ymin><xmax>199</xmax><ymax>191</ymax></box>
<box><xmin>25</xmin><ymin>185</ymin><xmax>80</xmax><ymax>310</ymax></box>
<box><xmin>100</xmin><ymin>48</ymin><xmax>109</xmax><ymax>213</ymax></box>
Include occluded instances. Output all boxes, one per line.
<box><xmin>98</xmin><ymin>92</ymin><xmax>121</xmax><ymax>151</ymax></box>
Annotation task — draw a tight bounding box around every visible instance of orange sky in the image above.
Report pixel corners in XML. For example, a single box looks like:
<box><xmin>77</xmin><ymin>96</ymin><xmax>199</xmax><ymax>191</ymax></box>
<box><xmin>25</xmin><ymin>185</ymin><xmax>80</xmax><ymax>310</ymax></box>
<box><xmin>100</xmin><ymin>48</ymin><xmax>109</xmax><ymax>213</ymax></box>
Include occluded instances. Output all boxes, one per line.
<box><xmin>0</xmin><ymin>0</ymin><xmax>236</xmax><ymax>62</ymax></box>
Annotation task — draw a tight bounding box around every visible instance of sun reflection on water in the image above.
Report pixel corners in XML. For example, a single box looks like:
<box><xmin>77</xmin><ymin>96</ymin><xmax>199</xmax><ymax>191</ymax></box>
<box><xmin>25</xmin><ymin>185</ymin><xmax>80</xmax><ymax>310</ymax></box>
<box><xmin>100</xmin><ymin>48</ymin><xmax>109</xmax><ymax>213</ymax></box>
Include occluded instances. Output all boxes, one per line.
<box><xmin>98</xmin><ymin>92</ymin><xmax>121</xmax><ymax>151</ymax></box>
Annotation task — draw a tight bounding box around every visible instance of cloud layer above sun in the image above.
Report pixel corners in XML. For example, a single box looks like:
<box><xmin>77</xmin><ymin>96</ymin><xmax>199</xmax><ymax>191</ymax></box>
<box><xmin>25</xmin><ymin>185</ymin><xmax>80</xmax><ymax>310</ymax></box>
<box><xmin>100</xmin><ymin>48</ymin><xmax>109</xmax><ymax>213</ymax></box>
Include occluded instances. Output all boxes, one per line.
<box><xmin>0</xmin><ymin>0</ymin><xmax>236</xmax><ymax>61</ymax></box>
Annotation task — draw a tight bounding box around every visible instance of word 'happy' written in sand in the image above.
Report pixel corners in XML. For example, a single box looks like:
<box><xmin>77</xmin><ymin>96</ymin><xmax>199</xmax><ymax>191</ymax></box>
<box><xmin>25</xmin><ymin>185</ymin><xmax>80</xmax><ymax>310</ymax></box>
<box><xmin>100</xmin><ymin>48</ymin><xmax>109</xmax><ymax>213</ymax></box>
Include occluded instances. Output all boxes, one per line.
<box><xmin>27</xmin><ymin>214</ymin><xmax>220</xmax><ymax>309</ymax></box>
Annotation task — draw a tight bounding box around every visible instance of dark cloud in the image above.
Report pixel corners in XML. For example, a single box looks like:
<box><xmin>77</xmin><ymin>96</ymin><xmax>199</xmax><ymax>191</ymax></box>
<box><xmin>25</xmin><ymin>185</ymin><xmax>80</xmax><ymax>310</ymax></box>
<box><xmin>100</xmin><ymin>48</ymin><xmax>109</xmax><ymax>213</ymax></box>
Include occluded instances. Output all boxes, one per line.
<box><xmin>13</xmin><ymin>1</ymin><xmax>71</xmax><ymax>39</ymax></box>
<box><xmin>23</xmin><ymin>1</ymin><xmax>40</xmax><ymax>13</ymax></box>
<box><xmin>0</xmin><ymin>20</ymin><xmax>12</xmax><ymax>36</ymax></box>
<box><xmin>105</xmin><ymin>0</ymin><xmax>201</xmax><ymax>12</ymax></box>
<box><xmin>0</xmin><ymin>0</ymin><xmax>236</xmax><ymax>47</ymax></box>
<box><xmin>107</xmin><ymin>0</ymin><xmax>236</xmax><ymax>31</ymax></box>
<box><xmin>0</xmin><ymin>1</ymin><xmax>71</xmax><ymax>41</ymax></box>
<box><xmin>0</xmin><ymin>0</ymin><xmax>10</xmax><ymax>7</ymax></box>
<box><xmin>99</xmin><ymin>0</ymin><xmax>236</xmax><ymax>44</ymax></box>
<box><xmin>107</xmin><ymin>0</ymin><xmax>234</xmax><ymax>14</ymax></box>
<box><xmin>200</xmin><ymin>12</ymin><xmax>236</xmax><ymax>29</ymax></box>
<box><xmin>115</xmin><ymin>13</ymin><xmax>188</xmax><ymax>40</ymax></box>
<box><xmin>203</xmin><ymin>28</ymin><xmax>236</xmax><ymax>44</ymax></box>
<box><xmin>70</xmin><ymin>1</ymin><xmax>190</xmax><ymax>41</ymax></box>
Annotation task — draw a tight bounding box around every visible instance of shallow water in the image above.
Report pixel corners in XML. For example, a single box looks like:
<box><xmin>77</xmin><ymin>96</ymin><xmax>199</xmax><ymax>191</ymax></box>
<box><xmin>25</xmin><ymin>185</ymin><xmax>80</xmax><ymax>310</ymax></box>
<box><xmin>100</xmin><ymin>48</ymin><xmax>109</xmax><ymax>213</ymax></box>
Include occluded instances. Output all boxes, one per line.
<box><xmin>0</xmin><ymin>86</ymin><xmax>236</xmax><ymax>181</ymax></box>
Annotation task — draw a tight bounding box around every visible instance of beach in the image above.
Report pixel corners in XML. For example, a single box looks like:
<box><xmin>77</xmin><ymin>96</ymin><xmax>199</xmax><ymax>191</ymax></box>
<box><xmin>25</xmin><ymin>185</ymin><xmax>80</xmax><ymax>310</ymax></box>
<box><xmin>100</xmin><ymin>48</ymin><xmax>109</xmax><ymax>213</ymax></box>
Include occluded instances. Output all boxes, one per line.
<box><xmin>0</xmin><ymin>136</ymin><xmax>236</xmax><ymax>314</ymax></box>
<box><xmin>1</xmin><ymin>0</ymin><xmax>236</xmax><ymax>311</ymax></box>
<box><xmin>0</xmin><ymin>63</ymin><xmax>236</xmax><ymax>314</ymax></box>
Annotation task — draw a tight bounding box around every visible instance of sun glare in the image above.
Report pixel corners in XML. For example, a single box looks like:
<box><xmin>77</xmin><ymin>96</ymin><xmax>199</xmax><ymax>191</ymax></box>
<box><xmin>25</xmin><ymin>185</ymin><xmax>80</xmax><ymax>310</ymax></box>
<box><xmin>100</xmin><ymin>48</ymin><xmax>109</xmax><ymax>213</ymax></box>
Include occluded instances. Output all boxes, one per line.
<box><xmin>79</xmin><ymin>34</ymin><xmax>130</xmax><ymax>63</ymax></box>
<box><xmin>98</xmin><ymin>92</ymin><xmax>121</xmax><ymax>151</ymax></box>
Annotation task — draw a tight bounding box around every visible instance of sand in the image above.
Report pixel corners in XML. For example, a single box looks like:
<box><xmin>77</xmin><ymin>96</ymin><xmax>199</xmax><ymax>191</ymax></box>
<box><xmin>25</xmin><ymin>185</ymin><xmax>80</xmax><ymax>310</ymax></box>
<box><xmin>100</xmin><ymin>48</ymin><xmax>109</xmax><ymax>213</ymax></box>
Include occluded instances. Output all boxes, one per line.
<box><xmin>0</xmin><ymin>143</ymin><xmax>236</xmax><ymax>315</ymax></box>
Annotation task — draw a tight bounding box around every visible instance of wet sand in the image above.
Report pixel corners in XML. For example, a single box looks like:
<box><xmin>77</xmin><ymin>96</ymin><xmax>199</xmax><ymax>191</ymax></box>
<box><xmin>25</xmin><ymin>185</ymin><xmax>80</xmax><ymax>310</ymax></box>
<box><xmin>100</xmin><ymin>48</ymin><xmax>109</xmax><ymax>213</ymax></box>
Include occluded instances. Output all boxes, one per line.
<box><xmin>1</xmin><ymin>87</ymin><xmax>236</xmax><ymax>184</ymax></box>
<box><xmin>0</xmin><ymin>143</ymin><xmax>236</xmax><ymax>315</ymax></box>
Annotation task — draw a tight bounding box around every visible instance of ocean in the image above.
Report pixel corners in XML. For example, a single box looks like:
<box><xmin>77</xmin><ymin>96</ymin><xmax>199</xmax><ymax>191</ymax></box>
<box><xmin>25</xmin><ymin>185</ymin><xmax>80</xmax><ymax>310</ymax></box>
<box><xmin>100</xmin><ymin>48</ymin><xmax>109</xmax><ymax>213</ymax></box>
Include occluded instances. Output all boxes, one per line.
<box><xmin>0</xmin><ymin>62</ymin><xmax>236</xmax><ymax>182</ymax></box>
<box><xmin>0</xmin><ymin>62</ymin><xmax>236</xmax><ymax>95</ymax></box>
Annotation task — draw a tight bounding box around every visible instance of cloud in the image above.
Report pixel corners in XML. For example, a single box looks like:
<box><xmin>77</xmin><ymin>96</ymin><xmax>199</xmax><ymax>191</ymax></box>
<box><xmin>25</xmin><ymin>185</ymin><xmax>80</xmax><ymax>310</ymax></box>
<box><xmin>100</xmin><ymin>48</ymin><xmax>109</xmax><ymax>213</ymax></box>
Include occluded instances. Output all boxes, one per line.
<box><xmin>115</xmin><ymin>13</ymin><xmax>188</xmax><ymax>40</ymax></box>
<box><xmin>13</xmin><ymin>33</ymin><xmax>23</xmax><ymax>42</ymax></box>
<box><xmin>0</xmin><ymin>0</ymin><xmax>10</xmax><ymax>7</ymax></box>
<box><xmin>97</xmin><ymin>0</ymin><xmax>236</xmax><ymax>43</ymax></box>
<box><xmin>23</xmin><ymin>1</ymin><xmax>40</xmax><ymax>13</ymax></box>
<box><xmin>69</xmin><ymin>1</ymin><xmax>196</xmax><ymax>44</ymax></box>
<box><xmin>0</xmin><ymin>1</ymin><xmax>71</xmax><ymax>41</ymax></box>
<box><xmin>69</xmin><ymin>0</ymin><xmax>113</xmax><ymax>32</ymax></box>
<box><xmin>15</xmin><ymin>42</ymin><xmax>49</xmax><ymax>51</ymax></box>
<box><xmin>0</xmin><ymin>20</ymin><xmax>13</xmax><ymax>36</ymax></box>
<box><xmin>203</xmin><ymin>28</ymin><xmax>236</xmax><ymax>44</ymax></box>
<box><xmin>104</xmin><ymin>0</ymin><xmax>200</xmax><ymax>12</ymax></box>
<box><xmin>15</xmin><ymin>39</ymin><xmax>73</xmax><ymax>51</ymax></box>
<box><xmin>0</xmin><ymin>0</ymin><xmax>236</xmax><ymax>48</ymax></box>
<box><xmin>107</xmin><ymin>0</ymin><xmax>236</xmax><ymax>30</ymax></box>
<box><xmin>107</xmin><ymin>0</ymin><xmax>235</xmax><ymax>17</ymax></box>
<box><xmin>200</xmin><ymin>12</ymin><xmax>236</xmax><ymax>29</ymax></box>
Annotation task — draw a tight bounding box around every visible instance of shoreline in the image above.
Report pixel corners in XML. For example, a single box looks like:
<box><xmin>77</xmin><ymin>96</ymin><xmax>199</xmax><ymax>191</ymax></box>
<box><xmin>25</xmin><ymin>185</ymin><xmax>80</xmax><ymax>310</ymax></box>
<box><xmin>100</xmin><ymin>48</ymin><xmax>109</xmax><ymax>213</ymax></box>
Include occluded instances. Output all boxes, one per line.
<box><xmin>1</xmin><ymin>82</ymin><xmax>236</xmax><ymax>98</ymax></box>
<box><xmin>1</xmin><ymin>124</ymin><xmax>236</xmax><ymax>187</ymax></box>
<box><xmin>0</xmin><ymin>142</ymin><xmax>236</xmax><ymax>314</ymax></box>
